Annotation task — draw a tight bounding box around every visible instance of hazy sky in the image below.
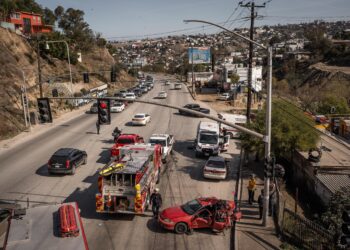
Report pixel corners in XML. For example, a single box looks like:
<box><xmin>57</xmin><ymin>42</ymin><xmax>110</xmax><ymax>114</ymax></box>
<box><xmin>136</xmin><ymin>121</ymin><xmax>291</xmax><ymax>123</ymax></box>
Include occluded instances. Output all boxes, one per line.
<box><xmin>36</xmin><ymin>0</ymin><xmax>350</xmax><ymax>40</ymax></box>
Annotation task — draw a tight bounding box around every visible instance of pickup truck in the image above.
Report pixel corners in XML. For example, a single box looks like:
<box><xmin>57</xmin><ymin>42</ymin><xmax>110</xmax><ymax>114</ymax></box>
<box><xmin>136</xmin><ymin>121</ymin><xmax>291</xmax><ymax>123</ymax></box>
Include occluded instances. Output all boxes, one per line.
<box><xmin>179</xmin><ymin>103</ymin><xmax>210</xmax><ymax>118</ymax></box>
<box><xmin>149</xmin><ymin>134</ymin><xmax>174</xmax><ymax>163</ymax></box>
<box><xmin>110</xmin><ymin>134</ymin><xmax>144</xmax><ymax>159</ymax></box>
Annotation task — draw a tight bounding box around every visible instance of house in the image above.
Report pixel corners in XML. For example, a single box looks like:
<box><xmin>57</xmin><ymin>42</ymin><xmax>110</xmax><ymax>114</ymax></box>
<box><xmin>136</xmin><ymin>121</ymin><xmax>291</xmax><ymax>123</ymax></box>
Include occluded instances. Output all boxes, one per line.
<box><xmin>6</xmin><ymin>11</ymin><xmax>52</xmax><ymax>34</ymax></box>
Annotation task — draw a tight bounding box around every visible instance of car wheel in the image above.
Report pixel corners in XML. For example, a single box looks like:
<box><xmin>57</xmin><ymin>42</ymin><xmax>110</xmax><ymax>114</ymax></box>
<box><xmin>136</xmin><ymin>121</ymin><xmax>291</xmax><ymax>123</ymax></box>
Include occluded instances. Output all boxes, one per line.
<box><xmin>71</xmin><ymin>165</ymin><xmax>76</xmax><ymax>175</ymax></box>
<box><xmin>175</xmin><ymin>222</ymin><xmax>188</xmax><ymax>234</ymax></box>
<box><xmin>83</xmin><ymin>155</ymin><xmax>87</xmax><ymax>165</ymax></box>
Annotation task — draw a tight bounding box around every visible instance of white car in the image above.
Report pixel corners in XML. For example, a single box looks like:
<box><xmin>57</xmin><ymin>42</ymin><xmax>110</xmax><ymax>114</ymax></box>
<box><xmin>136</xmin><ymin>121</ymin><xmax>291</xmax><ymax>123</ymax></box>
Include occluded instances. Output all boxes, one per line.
<box><xmin>132</xmin><ymin>113</ymin><xmax>151</xmax><ymax>126</ymax></box>
<box><xmin>157</xmin><ymin>91</ymin><xmax>167</xmax><ymax>99</ymax></box>
<box><xmin>125</xmin><ymin>92</ymin><xmax>136</xmax><ymax>102</ymax></box>
<box><xmin>110</xmin><ymin>102</ymin><xmax>125</xmax><ymax>113</ymax></box>
<box><xmin>218</xmin><ymin>93</ymin><xmax>230</xmax><ymax>101</ymax></box>
<box><xmin>165</xmin><ymin>80</ymin><xmax>171</xmax><ymax>85</ymax></box>
<box><xmin>203</xmin><ymin>156</ymin><xmax>227</xmax><ymax>180</ymax></box>
<box><xmin>174</xmin><ymin>83</ymin><xmax>182</xmax><ymax>90</ymax></box>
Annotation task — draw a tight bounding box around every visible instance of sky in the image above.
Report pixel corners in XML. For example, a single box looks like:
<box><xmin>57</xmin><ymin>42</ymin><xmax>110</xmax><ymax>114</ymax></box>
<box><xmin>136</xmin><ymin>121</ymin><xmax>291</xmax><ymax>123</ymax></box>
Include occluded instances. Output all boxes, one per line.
<box><xmin>36</xmin><ymin>0</ymin><xmax>350</xmax><ymax>40</ymax></box>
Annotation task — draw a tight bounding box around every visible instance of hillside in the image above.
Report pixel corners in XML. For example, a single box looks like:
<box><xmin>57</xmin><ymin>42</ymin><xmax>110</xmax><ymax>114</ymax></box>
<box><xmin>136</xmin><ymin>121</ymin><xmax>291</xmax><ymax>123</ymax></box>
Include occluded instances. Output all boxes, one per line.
<box><xmin>0</xmin><ymin>27</ymin><xmax>134</xmax><ymax>140</ymax></box>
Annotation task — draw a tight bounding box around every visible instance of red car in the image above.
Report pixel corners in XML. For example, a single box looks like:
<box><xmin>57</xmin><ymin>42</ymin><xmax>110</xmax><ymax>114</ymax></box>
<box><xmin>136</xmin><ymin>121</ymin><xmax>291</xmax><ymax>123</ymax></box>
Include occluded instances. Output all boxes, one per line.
<box><xmin>158</xmin><ymin>197</ymin><xmax>241</xmax><ymax>234</ymax></box>
<box><xmin>110</xmin><ymin>134</ymin><xmax>144</xmax><ymax>159</ymax></box>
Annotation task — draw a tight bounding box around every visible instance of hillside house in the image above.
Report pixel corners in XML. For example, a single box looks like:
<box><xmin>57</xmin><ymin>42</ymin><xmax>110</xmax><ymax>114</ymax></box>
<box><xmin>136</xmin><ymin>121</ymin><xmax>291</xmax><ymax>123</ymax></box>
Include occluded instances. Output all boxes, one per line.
<box><xmin>6</xmin><ymin>11</ymin><xmax>52</xmax><ymax>34</ymax></box>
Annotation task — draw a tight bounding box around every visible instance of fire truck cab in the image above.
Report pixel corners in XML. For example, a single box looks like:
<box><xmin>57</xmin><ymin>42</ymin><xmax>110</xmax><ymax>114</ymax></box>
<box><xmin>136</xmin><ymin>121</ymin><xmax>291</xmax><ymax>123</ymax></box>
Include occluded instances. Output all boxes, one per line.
<box><xmin>96</xmin><ymin>144</ymin><xmax>162</xmax><ymax>214</ymax></box>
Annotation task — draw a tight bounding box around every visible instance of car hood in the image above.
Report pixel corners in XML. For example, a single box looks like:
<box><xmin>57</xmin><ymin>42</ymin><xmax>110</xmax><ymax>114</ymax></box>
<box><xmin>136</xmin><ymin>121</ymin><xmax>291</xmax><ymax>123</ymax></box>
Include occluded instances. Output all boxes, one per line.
<box><xmin>161</xmin><ymin>206</ymin><xmax>188</xmax><ymax>220</ymax></box>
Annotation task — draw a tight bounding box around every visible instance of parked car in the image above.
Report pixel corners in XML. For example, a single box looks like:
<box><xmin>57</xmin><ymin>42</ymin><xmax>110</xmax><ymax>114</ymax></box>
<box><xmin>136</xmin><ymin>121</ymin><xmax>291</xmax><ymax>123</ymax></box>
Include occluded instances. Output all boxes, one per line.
<box><xmin>158</xmin><ymin>197</ymin><xmax>241</xmax><ymax>234</ymax></box>
<box><xmin>218</xmin><ymin>93</ymin><xmax>230</xmax><ymax>101</ymax></box>
<box><xmin>140</xmin><ymin>86</ymin><xmax>148</xmax><ymax>93</ymax></box>
<box><xmin>179</xmin><ymin>103</ymin><xmax>210</xmax><ymax>117</ymax></box>
<box><xmin>145</xmin><ymin>84</ymin><xmax>152</xmax><ymax>91</ymax></box>
<box><xmin>124</xmin><ymin>92</ymin><xmax>136</xmax><ymax>102</ymax></box>
<box><xmin>165</xmin><ymin>80</ymin><xmax>171</xmax><ymax>86</ymax></box>
<box><xmin>203</xmin><ymin>156</ymin><xmax>227</xmax><ymax>180</ymax></box>
<box><xmin>48</xmin><ymin>148</ymin><xmax>87</xmax><ymax>175</ymax></box>
<box><xmin>90</xmin><ymin>102</ymin><xmax>98</xmax><ymax>113</ymax></box>
<box><xmin>157</xmin><ymin>91</ymin><xmax>167</xmax><ymax>99</ymax></box>
<box><xmin>132</xmin><ymin>113</ymin><xmax>151</xmax><ymax>126</ymax></box>
<box><xmin>133</xmin><ymin>88</ymin><xmax>142</xmax><ymax>97</ymax></box>
<box><xmin>110</xmin><ymin>102</ymin><xmax>125</xmax><ymax>113</ymax></box>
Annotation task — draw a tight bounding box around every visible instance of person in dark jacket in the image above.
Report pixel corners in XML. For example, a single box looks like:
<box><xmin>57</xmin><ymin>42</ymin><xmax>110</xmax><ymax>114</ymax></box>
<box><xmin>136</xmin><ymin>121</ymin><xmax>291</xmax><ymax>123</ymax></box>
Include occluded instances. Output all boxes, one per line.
<box><xmin>258</xmin><ymin>189</ymin><xmax>264</xmax><ymax>220</ymax></box>
<box><xmin>96</xmin><ymin>120</ymin><xmax>100</xmax><ymax>134</ymax></box>
<box><xmin>150</xmin><ymin>188</ymin><xmax>162</xmax><ymax>218</ymax></box>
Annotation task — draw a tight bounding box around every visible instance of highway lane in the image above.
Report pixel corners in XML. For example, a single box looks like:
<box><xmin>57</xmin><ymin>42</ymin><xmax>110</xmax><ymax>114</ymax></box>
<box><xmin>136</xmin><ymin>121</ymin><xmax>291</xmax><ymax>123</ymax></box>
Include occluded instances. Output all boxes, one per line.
<box><xmin>0</xmin><ymin>74</ymin><xmax>240</xmax><ymax>250</ymax></box>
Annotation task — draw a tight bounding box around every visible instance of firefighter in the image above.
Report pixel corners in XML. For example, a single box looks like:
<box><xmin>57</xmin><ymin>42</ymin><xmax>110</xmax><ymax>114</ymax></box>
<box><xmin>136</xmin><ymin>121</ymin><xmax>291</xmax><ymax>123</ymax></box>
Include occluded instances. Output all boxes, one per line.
<box><xmin>150</xmin><ymin>188</ymin><xmax>162</xmax><ymax>218</ymax></box>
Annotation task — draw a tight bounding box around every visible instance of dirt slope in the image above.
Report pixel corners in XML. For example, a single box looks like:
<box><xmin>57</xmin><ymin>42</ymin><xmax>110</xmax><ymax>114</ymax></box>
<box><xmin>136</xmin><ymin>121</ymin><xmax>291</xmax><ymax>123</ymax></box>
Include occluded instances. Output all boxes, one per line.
<box><xmin>0</xmin><ymin>27</ymin><xmax>134</xmax><ymax>140</ymax></box>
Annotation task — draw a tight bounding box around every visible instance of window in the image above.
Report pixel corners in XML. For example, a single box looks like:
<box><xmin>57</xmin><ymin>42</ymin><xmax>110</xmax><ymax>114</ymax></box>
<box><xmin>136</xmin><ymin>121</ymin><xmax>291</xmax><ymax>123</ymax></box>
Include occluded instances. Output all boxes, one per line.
<box><xmin>11</xmin><ymin>13</ymin><xmax>20</xmax><ymax>19</ymax></box>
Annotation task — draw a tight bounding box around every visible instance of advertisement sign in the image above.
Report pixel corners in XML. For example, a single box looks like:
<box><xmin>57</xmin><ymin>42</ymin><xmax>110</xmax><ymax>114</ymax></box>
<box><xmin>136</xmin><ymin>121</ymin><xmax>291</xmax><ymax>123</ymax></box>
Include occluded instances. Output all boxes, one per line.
<box><xmin>188</xmin><ymin>47</ymin><xmax>211</xmax><ymax>64</ymax></box>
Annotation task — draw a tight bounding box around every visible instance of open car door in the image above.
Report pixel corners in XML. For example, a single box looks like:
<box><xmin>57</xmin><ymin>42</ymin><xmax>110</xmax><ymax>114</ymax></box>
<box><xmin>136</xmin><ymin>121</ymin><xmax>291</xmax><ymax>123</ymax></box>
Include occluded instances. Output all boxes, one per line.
<box><xmin>191</xmin><ymin>209</ymin><xmax>213</xmax><ymax>229</ymax></box>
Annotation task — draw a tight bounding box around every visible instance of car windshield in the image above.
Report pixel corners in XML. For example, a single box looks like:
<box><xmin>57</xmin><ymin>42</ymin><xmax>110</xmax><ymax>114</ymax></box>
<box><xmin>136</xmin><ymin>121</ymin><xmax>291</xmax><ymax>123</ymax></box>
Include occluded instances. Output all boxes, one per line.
<box><xmin>206</xmin><ymin>160</ymin><xmax>225</xmax><ymax>168</ymax></box>
<box><xmin>117</xmin><ymin>138</ymin><xmax>134</xmax><ymax>144</ymax></box>
<box><xmin>181</xmin><ymin>199</ymin><xmax>202</xmax><ymax>215</ymax></box>
<box><xmin>134</xmin><ymin>115</ymin><xmax>145</xmax><ymax>119</ymax></box>
<box><xmin>126</xmin><ymin>94</ymin><xmax>134</xmax><ymax>97</ymax></box>
<box><xmin>199</xmin><ymin>133</ymin><xmax>218</xmax><ymax>144</ymax></box>
<box><xmin>149</xmin><ymin>139</ymin><xmax>166</xmax><ymax>146</ymax></box>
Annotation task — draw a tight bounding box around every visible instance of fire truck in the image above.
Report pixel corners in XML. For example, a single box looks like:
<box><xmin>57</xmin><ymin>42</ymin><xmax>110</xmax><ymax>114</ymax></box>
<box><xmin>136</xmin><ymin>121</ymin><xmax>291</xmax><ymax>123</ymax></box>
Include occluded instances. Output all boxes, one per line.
<box><xmin>96</xmin><ymin>143</ymin><xmax>162</xmax><ymax>214</ymax></box>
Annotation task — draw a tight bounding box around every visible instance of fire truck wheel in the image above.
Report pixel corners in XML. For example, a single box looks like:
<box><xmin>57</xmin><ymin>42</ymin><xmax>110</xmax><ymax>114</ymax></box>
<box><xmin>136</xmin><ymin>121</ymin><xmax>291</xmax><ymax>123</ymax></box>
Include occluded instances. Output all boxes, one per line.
<box><xmin>175</xmin><ymin>222</ymin><xmax>188</xmax><ymax>234</ymax></box>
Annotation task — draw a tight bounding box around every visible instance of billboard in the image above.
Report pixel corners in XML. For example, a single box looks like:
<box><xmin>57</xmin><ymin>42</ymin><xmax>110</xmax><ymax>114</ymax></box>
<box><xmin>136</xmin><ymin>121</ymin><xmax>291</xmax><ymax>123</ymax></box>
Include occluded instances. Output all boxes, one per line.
<box><xmin>188</xmin><ymin>47</ymin><xmax>211</xmax><ymax>64</ymax></box>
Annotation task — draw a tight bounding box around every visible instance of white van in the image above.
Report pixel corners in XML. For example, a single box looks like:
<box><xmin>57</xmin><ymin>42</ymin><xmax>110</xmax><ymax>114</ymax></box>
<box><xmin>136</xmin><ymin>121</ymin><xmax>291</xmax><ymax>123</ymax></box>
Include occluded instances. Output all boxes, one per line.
<box><xmin>195</xmin><ymin>121</ymin><xmax>220</xmax><ymax>157</ymax></box>
<box><xmin>218</xmin><ymin>113</ymin><xmax>247</xmax><ymax>138</ymax></box>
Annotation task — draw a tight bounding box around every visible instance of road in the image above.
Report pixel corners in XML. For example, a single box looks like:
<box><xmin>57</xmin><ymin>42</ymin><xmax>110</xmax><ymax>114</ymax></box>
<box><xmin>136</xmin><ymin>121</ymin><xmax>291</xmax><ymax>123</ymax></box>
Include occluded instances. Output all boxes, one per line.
<box><xmin>0</xmin><ymin>74</ymin><xmax>240</xmax><ymax>250</ymax></box>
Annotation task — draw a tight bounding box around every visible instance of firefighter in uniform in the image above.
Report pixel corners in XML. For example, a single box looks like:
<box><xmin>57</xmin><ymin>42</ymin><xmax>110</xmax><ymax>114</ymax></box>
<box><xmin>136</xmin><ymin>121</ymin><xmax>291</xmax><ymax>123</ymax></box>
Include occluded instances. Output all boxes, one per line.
<box><xmin>150</xmin><ymin>188</ymin><xmax>162</xmax><ymax>218</ymax></box>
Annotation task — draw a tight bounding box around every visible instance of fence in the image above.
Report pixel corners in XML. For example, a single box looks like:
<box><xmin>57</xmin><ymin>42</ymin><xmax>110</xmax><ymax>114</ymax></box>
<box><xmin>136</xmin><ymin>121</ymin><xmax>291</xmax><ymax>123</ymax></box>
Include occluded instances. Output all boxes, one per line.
<box><xmin>281</xmin><ymin>208</ymin><xmax>334</xmax><ymax>250</ymax></box>
<box><xmin>273</xmin><ymin>180</ymin><xmax>335</xmax><ymax>250</ymax></box>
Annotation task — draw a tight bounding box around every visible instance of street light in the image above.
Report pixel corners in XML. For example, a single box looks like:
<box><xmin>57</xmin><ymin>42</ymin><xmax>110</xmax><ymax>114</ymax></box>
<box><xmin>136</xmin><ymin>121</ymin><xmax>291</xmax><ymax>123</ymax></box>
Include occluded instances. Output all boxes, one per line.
<box><xmin>184</xmin><ymin>19</ymin><xmax>273</xmax><ymax>226</ymax></box>
<box><xmin>45</xmin><ymin>40</ymin><xmax>73</xmax><ymax>94</ymax></box>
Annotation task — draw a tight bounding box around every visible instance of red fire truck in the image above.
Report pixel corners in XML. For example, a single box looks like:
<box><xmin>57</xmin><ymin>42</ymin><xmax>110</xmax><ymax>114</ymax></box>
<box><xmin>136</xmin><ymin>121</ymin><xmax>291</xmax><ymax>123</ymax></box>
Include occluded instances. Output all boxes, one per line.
<box><xmin>96</xmin><ymin>143</ymin><xmax>162</xmax><ymax>214</ymax></box>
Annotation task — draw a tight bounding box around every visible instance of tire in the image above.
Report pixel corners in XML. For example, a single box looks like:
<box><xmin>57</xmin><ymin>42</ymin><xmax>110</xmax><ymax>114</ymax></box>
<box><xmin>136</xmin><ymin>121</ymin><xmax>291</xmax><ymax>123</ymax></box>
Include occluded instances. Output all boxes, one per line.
<box><xmin>70</xmin><ymin>165</ymin><xmax>76</xmax><ymax>175</ymax></box>
<box><xmin>83</xmin><ymin>155</ymin><xmax>87</xmax><ymax>165</ymax></box>
<box><xmin>174</xmin><ymin>222</ymin><xmax>188</xmax><ymax>234</ymax></box>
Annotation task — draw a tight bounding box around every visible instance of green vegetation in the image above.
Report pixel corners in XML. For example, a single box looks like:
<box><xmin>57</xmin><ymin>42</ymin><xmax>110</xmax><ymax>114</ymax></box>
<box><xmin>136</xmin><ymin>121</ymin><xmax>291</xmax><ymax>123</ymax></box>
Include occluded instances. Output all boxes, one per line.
<box><xmin>320</xmin><ymin>186</ymin><xmax>350</xmax><ymax>237</ymax></box>
<box><xmin>241</xmin><ymin>99</ymin><xmax>319</xmax><ymax>158</ymax></box>
<box><xmin>317</xmin><ymin>95</ymin><xmax>350</xmax><ymax>115</ymax></box>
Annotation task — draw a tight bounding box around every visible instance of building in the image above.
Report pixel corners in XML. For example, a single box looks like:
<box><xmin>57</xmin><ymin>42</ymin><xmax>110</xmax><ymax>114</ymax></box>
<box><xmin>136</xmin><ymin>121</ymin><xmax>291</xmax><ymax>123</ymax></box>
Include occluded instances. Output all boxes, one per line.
<box><xmin>6</xmin><ymin>11</ymin><xmax>52</xmax><ymax>34</ymax></box>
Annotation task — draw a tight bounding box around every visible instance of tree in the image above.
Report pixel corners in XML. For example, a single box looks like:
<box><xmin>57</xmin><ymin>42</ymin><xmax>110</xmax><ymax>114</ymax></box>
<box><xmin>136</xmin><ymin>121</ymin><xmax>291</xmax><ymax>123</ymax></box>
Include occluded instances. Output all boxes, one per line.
<box><xmin>320</xmin><ymin>186</ymin><xmax>350</xmax><ymax>239</ymax></box>
<box><xmin>43</xmin><ymin>7</ymin><xmax>56</xmax><ymax>25</ymax></box>
<box><xmin>241</xmin><ymin>99</ymin><xmax>319</xmax><ymax>158</ymax></box>
<box><xmin>317</xmin><ymin>95</ymin><xmax>350</xmax><ymax>115</ymax></box>
<box><xmin>230</xmin><ymin>73</ymin><xmax>240</xmax><ymax>84</ymax></box>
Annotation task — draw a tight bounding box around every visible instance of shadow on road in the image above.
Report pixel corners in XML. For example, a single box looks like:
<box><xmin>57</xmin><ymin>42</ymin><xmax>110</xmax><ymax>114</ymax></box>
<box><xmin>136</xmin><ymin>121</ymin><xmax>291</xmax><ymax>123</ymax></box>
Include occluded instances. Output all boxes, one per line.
<box><xmin>173</xmin><ymin>140</ymin><xmax>197</xmax><ymax>159</ymax></box>
<box><xmin>96</xmin><ymin>148</ymin><xmax>110</xmax><ymax>164</ymax></box>
<box><xmin>86</xmin><ymin>131</ymin><xmax>97</xmax><ymax>135</ymax></box>
<box><xmin>146</xmin><ymin>218</ymin><xmax>167</xmax><ymax>234</ymax></box>
<box><xmin>36</xmin><ymin>164</ymin><xmax>66</xmax><ymax>177</ymax></box>
<box><xmin>124</xmin><ymin>121</ymin><xmax>134</xmax><ymax>127</ymax></box>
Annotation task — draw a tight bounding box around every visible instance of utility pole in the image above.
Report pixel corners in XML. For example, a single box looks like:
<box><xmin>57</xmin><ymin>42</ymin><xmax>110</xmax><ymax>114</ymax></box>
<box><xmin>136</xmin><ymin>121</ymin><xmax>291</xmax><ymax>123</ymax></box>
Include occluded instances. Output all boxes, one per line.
<box><xmin>240</xmin><ymin>1</ymin><xmax>265</xmax><ymax>123</ymax></box>
<box><xmin>36</xmin><ymin>36</ymin><xmax>43</xmax><ymax>98</ymax></box>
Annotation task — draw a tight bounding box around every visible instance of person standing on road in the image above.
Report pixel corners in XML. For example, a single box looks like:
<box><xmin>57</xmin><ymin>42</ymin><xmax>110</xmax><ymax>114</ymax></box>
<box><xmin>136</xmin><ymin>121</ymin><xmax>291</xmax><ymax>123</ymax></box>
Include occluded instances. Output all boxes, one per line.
<box><xmin>247</xmin><ymin>174</ymin><xmax>257</xmax><ymax>205</ymax></box>
<box><xmin>258</xmin><ymin>189</ymin><xmax>264</xmax><ymax>220</ymax></box>
<box><xmin>150</xmin><ymin>188</ymin><xmax>162</xmax><ymax>218</ymax></box>
<box><xmin>96</xmin><ymin>120</ymin><xmax>100</xmax><ymax>134</ymax></box>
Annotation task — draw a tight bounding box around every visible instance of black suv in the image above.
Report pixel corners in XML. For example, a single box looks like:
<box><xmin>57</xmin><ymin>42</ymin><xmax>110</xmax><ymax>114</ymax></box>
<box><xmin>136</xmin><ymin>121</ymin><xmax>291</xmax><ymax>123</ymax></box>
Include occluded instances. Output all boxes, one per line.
<box><xmin>48</xmin><ymin>148</ymin><xmax>87</xmax><ymax>175</ymax></box>
<box><xmin>179</xmin><ymin>103</ymin><xmax>210</xmax><ymax>117</ymax></box>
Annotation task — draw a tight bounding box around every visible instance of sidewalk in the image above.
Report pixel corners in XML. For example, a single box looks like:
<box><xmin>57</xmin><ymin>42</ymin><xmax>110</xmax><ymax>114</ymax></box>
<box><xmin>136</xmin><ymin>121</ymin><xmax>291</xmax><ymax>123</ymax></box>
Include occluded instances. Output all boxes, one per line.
<box><xmin>235</xmin><ymin>160</ymin><xmax>282</xmax><ymax>250</ymax></box>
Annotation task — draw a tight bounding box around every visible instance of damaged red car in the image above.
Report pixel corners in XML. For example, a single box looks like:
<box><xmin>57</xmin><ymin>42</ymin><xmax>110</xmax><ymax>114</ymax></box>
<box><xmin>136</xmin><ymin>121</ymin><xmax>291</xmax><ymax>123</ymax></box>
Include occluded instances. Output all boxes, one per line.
<box><xmin>158</xmin><ymin>197</ymin><xmax>241</xmax><ymax>234</ymax></box>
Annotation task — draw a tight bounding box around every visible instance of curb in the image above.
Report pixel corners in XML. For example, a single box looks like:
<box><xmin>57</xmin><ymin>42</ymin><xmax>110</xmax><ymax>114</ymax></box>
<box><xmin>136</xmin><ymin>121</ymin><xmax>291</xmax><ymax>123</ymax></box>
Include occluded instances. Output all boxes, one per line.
<box><xmin>185</xmin><ymin>83</ymin><xmax>196</xmax><ymax>101</ymax></box>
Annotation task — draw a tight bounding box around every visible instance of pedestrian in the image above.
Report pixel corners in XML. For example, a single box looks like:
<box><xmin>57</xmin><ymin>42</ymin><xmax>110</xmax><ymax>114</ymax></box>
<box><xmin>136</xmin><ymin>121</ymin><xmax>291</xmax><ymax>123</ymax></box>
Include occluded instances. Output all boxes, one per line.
<box><xmin>258</xmin><ymin>189</ymin><xmax>264</xmax><ymax>220</ymax></box>
<box><xmin>247</xmin><ymin>174</ymin><xmax>257</xmax><ymax>205</ymax></box>
<box><xmin>96</xmin><ymin>120</ymin><xmax>100</xmax><ymax>134</ymax></box>
<box><xmin>150</xmin><ymin>188</ymin><xmax>162</xmax><ymax>218</ymax></box>
<box><xmin>269</xmin><ymin>183</ymin><xmax>276</xmax><ymax>216</ymax></box>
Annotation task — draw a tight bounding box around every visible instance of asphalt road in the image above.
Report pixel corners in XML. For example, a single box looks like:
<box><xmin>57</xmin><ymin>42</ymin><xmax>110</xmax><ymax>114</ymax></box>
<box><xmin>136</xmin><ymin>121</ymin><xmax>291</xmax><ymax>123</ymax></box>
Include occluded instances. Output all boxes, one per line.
<box><xmin>0</xmin><ymin>74</ymin><xmax>240</xmax><ymax>250</ymax></box>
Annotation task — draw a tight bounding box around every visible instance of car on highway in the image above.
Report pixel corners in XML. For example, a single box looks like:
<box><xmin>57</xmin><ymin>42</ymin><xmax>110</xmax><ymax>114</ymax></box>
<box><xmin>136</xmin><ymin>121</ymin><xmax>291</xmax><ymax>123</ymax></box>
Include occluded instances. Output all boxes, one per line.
<box><xmin>218</xmin><ymin>93</ymin><xmax>230</xmax><ymax>101</ymax></box>
<box><xmin>179</xmin><ymin>103</ymin><xmax>210</xmax><ymax>117</ymax></box>
<box><xmin>48</xmin><ymin>148</ymin><xmax>87</xmax><ymax>175</ymax></box>
<box><xmin>118</xmin><ymin>90</ymin><xmax>128</xmax><ymax>97</ymax></box>
<box><xmin>165</xmin><ymin>80</ymin><xmax>170</xmax><ymax>86</ymax></box>
<box><xmin>132</xmin><ymin>113</ymin><xmax>151</xmax><ymax>126</ymax></box>
<box><xmin>89</xmin><ymin>102</ymin><xmax>98</xmax><ymax>113</ymax></box>
<box><xmin>157</xmin><ymin>91</ymin><xmax>167</xmax><ymax>99</ymax></box>
<box><xmin>140</xmin><ymin>86</ymin><xmax>148</xmax><ymax>94</ymax></box>
<box><xmin>145</xmin><ymin>84</ymin><xmax>152</xmax><ymax>91</ymax></box>
<box><xmin>202</xmin><ymin>156</ymin><xmax>227</xmax><ymax>180</ymax></box>
<box><xmin>174</xmin><ymin>83</ymin><xmax>182</xmax><ymax>90</ymax></box>
<box><xmin>110</xmin><ymin>102</ymin><xmax>125</xmax><ymax>113</ymax></box>
<box><xmin>124</xmin><ymin>92</ymin><xmax>136</xmax><ymax>102</ymax></box>
<box><xmin>158</xmin><ymin>197</ymin><xmax>241</xmax><ymax>234</ymax></box>
<box><xmin>133</xmin><ymin>88</ymin><xmax>142</xmax><ymax>97</ymax></box>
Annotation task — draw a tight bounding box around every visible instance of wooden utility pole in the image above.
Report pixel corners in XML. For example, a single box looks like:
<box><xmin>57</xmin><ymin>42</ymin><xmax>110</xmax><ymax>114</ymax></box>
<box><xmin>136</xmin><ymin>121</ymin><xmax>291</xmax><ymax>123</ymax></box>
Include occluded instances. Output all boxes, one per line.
<box><xmin>240</xmin><ymin>1</ymin><xmax>265</xmax><ymax>123</ymax></box>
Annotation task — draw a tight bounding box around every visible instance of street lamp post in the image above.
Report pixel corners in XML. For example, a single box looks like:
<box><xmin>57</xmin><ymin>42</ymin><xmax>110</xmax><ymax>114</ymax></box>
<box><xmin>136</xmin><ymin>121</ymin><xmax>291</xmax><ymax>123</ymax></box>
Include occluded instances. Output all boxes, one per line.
<box><xmin>45</xmin><ymin>40</ymin><xmax>73</xmax><ymax>94</ymax></box>
<box><xmin>184</xmin><ymin>19</ymin><xmax>273</xmax><ymax>226</ymax></box>
<box><xmin>191</xmin><ymin>43</ymin><xmax>195</xmax><ymax>96</ymax></box>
